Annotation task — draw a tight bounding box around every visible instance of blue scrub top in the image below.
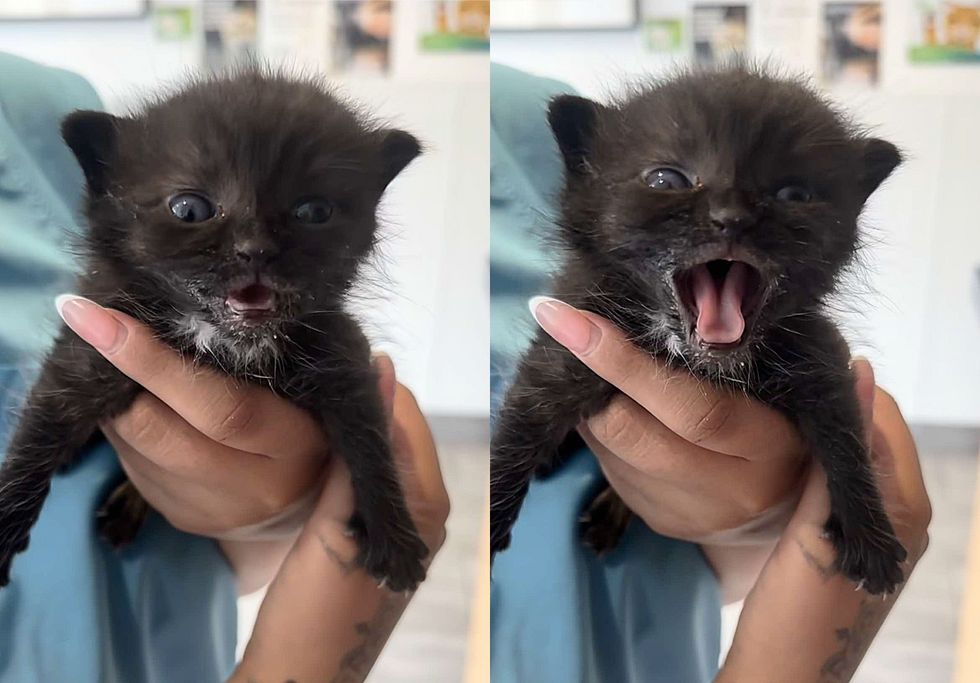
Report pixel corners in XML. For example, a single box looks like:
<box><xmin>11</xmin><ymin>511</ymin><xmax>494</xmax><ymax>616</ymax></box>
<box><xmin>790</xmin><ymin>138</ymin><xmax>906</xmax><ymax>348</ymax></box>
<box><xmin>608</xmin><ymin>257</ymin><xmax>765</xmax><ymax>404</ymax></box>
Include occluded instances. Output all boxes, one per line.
<box><xmin>489</xmin><ymin>64</ymin><xmax>721</xmax><ymax>683</ymax></box>
<box><xmin>0</xmin><ymin>53</ymin><xmax>237</xmax><ymax>683</ymax></box>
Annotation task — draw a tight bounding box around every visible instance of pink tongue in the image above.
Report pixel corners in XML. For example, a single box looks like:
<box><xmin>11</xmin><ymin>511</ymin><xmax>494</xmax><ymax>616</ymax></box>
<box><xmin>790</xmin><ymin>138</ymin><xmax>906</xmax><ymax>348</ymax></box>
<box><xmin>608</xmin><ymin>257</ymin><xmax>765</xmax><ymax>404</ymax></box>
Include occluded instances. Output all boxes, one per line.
<box><xmin>691</xmin><ymin>262</ymin><xmax>749</xmax><ymax>344</ymax></box>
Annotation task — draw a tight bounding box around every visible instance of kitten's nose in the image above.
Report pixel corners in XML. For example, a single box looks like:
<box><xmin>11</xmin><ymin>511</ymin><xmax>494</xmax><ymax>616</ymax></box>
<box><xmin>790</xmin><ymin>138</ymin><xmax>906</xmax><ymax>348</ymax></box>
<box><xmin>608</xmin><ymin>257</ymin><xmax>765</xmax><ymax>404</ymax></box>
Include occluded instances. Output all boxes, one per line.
<box><xmin>235</xmin><ymin>239</ymin><xmax>278</xmax><ymax>267</ymax></box>
<box><xmin>709</xmin><ymin>193</ymin><xmax>754</xmax><ymax>238</ymax></box>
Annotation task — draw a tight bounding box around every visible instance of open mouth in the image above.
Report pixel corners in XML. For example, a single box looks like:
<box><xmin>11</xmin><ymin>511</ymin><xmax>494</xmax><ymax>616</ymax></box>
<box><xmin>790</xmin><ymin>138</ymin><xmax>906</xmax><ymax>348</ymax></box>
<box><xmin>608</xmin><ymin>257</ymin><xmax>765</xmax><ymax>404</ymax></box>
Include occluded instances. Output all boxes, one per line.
<box><xmin>225</xmin><ymin>281</ymin><xmax>278</xmax><ymax>323</ymax></box>
<box><xmin>672</xmin><ymin>259</ymin><xmax>766</xmax><ymax>350</ymax></box>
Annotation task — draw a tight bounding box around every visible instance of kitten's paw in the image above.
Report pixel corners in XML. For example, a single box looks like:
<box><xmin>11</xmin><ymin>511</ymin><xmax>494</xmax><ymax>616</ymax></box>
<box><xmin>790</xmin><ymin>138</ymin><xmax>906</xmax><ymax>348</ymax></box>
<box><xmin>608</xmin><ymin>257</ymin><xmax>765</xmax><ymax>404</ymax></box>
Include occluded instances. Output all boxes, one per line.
<box><xmin>580</xmin><ymin>487</ymin><xmax>632</xmax><ymax>556</ymax></box>
<box><xmin>489</xmin><ymin>523</ymin><xmax>512</xmax><ymax>558</ymax></box>
<box><xmin>0</xmin><ymin>510</ymin><xmax>34</xmax><ymax>587</ymax></box>
<box><xmin>97</xmin><ymin>481</ymin><xmax>149</xmax><ymax>548</ymax></box>
<box><xmin>825</xmin><ymin>515</ymin><xmax>908</xmax><ymax>595</ymax></box>
<box><xmin>355</xmin><ymin>525</ymin><xmax>428</xmax><ymax>593</ymax></box>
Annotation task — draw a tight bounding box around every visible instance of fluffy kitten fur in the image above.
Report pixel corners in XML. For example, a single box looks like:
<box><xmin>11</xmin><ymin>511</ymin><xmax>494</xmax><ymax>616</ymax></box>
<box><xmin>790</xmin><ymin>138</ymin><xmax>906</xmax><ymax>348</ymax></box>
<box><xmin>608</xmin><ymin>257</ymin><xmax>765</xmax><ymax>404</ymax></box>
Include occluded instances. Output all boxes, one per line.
<box><xmin>0</xmin><ymin>68</ymin><xmax>428</xmax><ymax>591</ymax></box>
<box><xmin>491</xmin><ymin>64</ymin><xmax>907</xmax><ymax>594</ymax></box>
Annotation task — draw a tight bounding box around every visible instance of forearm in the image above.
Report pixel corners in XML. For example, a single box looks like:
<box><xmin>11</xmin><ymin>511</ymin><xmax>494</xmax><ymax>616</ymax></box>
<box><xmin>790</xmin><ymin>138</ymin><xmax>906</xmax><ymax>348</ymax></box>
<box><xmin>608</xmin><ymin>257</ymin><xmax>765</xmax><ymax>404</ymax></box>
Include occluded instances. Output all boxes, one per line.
<box><xmin>229</xmin><ymin>526</ymin><xmax>410</xmax><ymax>683</ymax></box>
<box><xmin>716</xmin><ymin>528</ymin><xmax>895</xmax><ymax>683</ymax></box>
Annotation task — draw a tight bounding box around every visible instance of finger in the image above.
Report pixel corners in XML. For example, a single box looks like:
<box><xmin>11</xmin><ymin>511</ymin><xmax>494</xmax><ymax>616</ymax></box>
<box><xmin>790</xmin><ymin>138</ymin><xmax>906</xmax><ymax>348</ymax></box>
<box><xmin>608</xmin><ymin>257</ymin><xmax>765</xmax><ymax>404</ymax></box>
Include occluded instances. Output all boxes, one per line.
<box><xmin>106</xmin><ymin>392</ymin><xmax>269</xmax><ymax>475</ymax></box>
<box><xmin>529</xmin><ymin>296</ymin><xmax>801</xmax><ymax>459</ymax></box>
<box><xmin>56</xmin><ymin>294</ymin><xmax>324</xmax><ymax>459</ymax></box>
<box><xmin>372</xmin><ymin>352</ymin><xmax>397</xmax><ymax>422</ymax></box>
<box><xmin>850</xmin><ymin>357</ymin><xmax>876</xmax><ymax>446</ymax></box>
<box><xmin>582</xmin><ymin>394</ymin><xmax>745</xmax><ymax>479</ymax></box>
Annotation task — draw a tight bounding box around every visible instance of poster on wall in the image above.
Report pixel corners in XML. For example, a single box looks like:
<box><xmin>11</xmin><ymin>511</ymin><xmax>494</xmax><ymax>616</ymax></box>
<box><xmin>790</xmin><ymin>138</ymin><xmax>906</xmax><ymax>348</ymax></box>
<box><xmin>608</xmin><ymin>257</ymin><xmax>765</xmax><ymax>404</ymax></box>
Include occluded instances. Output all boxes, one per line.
<box><xmin>333</xmin><ymin>0</ymin><xmax>392</xmax><ymax>75</ymax></box>
<box><xmin>908</xmin><ymin>2</ymin><xmax>980</xmax><ymax>63</ymax></box>
<box><xmin>419</xmin><ymin>0</ymin><xmax>489</xmax><ymax>52</ymax></box>
<box><xmin>203</xmin><ymin>0</ymin><xmax>258</xmax><ymax>71</ymax></box>
<box><xmin>644</xmin><ymin>17</ymin><xmax>685</xmax><ymax>53</ymax></box>
<box><xmin>822</xmin><ymin>3</ymin><xmax>881</xmax><ymax>86</ymax></box>
<box><xmin>153</xmin><ymin>4</ymin><xmax>194</xmax><ymax>42</ymax></box>
<box><xmin>692</xmin><ymin>5</ymin><xmax>748</xmax><ymax>66</ymax></box>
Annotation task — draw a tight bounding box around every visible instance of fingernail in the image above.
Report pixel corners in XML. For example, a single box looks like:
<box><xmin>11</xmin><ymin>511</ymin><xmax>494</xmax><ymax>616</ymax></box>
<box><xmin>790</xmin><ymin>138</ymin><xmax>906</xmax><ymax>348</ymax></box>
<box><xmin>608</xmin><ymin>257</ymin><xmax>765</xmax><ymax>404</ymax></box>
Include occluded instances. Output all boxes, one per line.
<box><xmin>55</xmin><ymin>294</ymin><xmax>127</xmax><ymax>354</ymax></box>
<box><xmin>528</xmin><ymin>296</ymin><xmax>600</xmax><ymax>355</ymax></box>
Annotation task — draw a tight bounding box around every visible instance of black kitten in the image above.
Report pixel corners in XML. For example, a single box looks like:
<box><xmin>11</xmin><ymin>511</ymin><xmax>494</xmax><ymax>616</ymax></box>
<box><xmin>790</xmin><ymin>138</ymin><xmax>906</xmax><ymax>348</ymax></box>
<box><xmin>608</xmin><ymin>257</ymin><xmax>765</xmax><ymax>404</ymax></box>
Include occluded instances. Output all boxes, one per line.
<box><xmin>491</xmin><ymin>64</ymin><xmax>908</xmax><ymax>594</ymax></box>
<box><xmin>0</xmin><ymin>68</ymin><xmax>428</xmax><ymax>591</ymax></box>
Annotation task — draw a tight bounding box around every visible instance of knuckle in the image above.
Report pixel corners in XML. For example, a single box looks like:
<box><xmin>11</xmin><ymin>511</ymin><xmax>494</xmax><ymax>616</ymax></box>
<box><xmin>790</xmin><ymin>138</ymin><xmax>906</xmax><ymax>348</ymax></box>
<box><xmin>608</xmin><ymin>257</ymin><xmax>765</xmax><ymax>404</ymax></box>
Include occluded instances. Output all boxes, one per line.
<box><xmin>589</xmin><ymin>398</ymin><xmax>643</xmax><ymax>453</ymax></box>
<box><xmin>211</xmin><ymin>393</ymin><xmax>258</xmax><ymax>445</ymax></box>
<box><xmin>685</xmin><ymin>394</ymin><xmax>735</xmax><ymax>446</ymax></box>
<box><xmin>116</xmin><ymin>395</ymin><xmax>163</xmax><ymax>445</ymax></box>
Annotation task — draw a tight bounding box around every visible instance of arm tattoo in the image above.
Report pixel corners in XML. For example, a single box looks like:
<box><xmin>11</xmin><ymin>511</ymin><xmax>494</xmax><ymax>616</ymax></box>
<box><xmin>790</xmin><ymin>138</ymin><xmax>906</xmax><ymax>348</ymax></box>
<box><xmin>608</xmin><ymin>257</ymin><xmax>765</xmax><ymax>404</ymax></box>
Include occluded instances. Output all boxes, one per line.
<box><xmin>318</xmin><ymin>532</ymin><xmax>358</xmax><ymax>575</ymax></box>
<box><xmin>331</xmin><ymin>595</ymin><xmax>404</xmax><ymax>683</ymax></box>
<box><xmin>819</xmin><ymin>598</ymin><xmax>887</xmax><ymax>682</ymax></box>
<box><xmin>797</xmin><ymin>539</ymin><xmax>839</xmax><ymax>581</ymax></box>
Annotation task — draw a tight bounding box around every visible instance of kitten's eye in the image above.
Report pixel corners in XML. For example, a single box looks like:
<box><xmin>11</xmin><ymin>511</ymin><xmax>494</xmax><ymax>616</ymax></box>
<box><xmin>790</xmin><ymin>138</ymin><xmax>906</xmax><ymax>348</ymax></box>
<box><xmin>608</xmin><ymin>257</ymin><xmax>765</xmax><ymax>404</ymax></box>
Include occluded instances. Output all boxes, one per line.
<box><xmin>168</xmin><ymin>192</ymin><xmax>217</xmax><ymax>223</ymax></box>
<box><xmin>293</xmin><ymin>198</ymin><xmax>333</xmax><ymax>225</ymax></box>
<box><xmin>775</xmin><ymin>185</ymin><xmax>812</xmax><ymax>202</ymax></box>
<box><xmin>646</xmin><ymin>167</ymin><xmax>692</xmax><ymax>191</ymax></box>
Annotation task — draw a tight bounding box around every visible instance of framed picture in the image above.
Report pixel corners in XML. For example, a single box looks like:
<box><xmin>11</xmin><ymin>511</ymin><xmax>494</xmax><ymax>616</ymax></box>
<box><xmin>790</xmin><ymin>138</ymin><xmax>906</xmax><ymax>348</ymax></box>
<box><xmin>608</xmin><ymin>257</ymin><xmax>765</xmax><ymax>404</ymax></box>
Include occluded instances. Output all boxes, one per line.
<box><xmin>692</xmin><ymin>4</ymin><xmax>749</xmax><ymax>66</ymax></box>
<box><xmin>420</xmin><ymin>0</ymin><xmax>489</xmax><ymax>53</ymax></box>
<box><xmin>491</xmin><ymin>0</ymin><xmax>638</xmax><ymax>32</ymax></box>
<box><xmin>0</xmin><ymin>0</ymin><xmax>145</xmax><ymax>20</ymax></box>
<box><xmin>908</xmin><ymin>2</ymin><xmax>980</xmax><ymax>64</ymax></box>
<box><xmin>822</xmin><ymin>2</ymin><xmax>881</xmax><ymax>86</ymax></box>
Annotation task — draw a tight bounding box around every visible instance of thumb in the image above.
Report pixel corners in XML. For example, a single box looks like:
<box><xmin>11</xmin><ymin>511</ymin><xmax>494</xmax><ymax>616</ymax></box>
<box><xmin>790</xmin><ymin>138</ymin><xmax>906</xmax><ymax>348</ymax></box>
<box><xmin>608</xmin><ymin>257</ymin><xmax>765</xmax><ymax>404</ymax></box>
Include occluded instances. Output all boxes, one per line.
<box><xmin>850</xmin><ymin>357</ymin><xmax>876</xmax><ymax>445</ymax></box>
<box><xmin>372</xmin><ymin>352</ymin><xmax>397</xmax><ymax>424</ymax></box>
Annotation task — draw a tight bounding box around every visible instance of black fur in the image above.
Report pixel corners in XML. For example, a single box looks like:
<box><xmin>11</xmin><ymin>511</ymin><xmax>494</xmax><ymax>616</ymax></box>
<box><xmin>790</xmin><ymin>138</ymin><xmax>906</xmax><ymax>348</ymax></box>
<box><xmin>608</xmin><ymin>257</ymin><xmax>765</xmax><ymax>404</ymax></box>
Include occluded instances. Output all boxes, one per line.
<box><xmin>491</xmin><ymin>64</ymin><xmax>907</xmax><ymax>594</ymax></box>
<box><xmin>0</xmin><ymin>67</ymin><xmax>427</xmax><ymax>592</ymax></box>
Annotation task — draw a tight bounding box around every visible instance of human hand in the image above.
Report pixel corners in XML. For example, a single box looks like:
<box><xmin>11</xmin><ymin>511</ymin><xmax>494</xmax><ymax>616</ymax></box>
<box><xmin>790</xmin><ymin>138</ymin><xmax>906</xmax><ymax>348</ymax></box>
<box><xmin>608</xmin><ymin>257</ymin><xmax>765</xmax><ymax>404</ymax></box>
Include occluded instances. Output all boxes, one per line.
<box><xmin>529</xmin><ymin>297</ymin><xmax>807</xmax><ymax>547</ymax></box>
<box><xmin>230</xmin><ymin>353</ymin><xmax>450</xmax><ymax>683</ymax></box>
<box><xmin>59</xmin><ymin>295</ymin><xmax>331</xmax><ymax>591</ymax></box>
<box><xmin>717</xmin><ymin>359</ymin><xmax>931</xmax><ymax>682</ymax></box>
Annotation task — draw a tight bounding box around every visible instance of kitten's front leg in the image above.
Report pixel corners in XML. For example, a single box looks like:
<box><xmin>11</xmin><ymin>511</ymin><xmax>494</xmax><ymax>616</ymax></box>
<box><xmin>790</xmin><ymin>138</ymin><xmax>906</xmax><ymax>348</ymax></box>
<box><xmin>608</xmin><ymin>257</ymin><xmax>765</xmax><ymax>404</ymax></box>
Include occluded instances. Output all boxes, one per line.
<box><xmin>290</xmin><ymin>318</ymin><xmax>426</xmax><ymax>592</ymax></box>
<box><xmin>762</xmin><ymin>324</ymin><xmax>906</xmax><ymax>594</ymax></box>
<box><xmin>491</xmin><ymin>331</ymin><xmax>616</xmax><ymax>557</ymax></box>
<box><xmin>0</xmin><ymin>328</ymin><xmax>140</xmax><ymax>585</ymax></box>
<box><xmin>315</xmin><ymin>371</ymin><xmax>427</xmax><ymax>592</ymax></box>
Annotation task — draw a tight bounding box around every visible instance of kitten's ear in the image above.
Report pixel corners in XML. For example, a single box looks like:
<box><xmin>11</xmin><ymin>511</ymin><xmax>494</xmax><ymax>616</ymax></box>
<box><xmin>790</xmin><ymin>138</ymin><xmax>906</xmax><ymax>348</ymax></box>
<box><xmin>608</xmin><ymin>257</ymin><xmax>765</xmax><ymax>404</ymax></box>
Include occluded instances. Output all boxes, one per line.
<box><xmin>859</xmin><ymin>138</ymin><xmax>902</xmax><ymax>199</ymax></box>
<box><xmin>61</xmin><ymin>110</ymin><xmax>120</xmax><ymax>195</ymax></box>
<box><xmin>379</xmin><ymin>129</ymin><xmax>422</xmax><ymax>188</ymax></box>
<box><xmin>547</xmin><ymin>95</ymin><xmax>607</xmax><ymax>175</ymax></box>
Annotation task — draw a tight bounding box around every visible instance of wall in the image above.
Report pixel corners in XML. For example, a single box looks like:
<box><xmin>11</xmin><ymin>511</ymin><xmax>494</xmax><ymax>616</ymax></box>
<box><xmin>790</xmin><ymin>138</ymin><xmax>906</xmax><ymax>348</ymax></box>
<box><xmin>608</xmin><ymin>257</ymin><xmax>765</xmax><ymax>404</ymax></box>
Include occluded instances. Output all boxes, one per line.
<box><xmin>491</xmin><ymin>0</ymin><xmax>980</xmax><ymax>427</ymax></box>
<box><xmin>0</xmin><ymin>0</ymin><xmax>489</xmax><ymax>417</ymax></box>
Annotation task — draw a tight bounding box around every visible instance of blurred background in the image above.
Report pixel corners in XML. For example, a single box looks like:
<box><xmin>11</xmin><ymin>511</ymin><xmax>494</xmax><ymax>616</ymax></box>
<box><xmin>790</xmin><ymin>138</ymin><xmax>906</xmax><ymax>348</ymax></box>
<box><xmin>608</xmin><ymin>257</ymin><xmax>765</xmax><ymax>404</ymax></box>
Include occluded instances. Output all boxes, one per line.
<box><xmin>0</xmin><ymin>1</ymin><xmax>489</xmax><ymax>681</ymax></box>
<box><xmin>492</xmin><ymin>1</ymin><xmax>979</xmax><ymax>682</ymax></box>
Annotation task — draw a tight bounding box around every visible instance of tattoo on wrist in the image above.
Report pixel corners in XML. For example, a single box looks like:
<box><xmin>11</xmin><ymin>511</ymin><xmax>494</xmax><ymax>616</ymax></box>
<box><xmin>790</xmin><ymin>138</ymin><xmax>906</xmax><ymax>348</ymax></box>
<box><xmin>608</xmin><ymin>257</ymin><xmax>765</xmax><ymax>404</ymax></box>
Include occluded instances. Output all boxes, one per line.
<box><xmin>797</xmin><ymin>539</ymin><xmax>839</xmax><ymax>581</ymax></box>
<box><xmin>819</xmin><ymin>598</ymin><xmax>887</xmax><ymax>682</ymax></box>
<box><xmin>332</xmin><ymin>595</ymin><xmax>404</xmax><ymax>683</ymax></box>
<box><xmin>318</xmin><ymin>533</ymin><xmax>358</xmax><ymax>575</ymax></box>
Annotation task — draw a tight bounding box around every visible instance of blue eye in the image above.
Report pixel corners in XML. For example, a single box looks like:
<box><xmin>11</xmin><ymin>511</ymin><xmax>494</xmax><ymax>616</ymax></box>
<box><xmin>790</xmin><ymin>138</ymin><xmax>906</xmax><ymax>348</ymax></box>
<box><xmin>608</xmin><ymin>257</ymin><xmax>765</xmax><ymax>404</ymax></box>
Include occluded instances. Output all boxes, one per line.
<box><xmin>293</xmin><ymin>198</ymin><xmax>333</xmax><ymax>225</ymax></box>
<box><xmin>646</xmin><ymin>167</ymin><xmax>692</xmax><ymax>191</ymax></box>
<box><xmin>776</xmin><ymin>185</ymin><xmax>812</xmax><ymax>202</ymax></box>
<box><xmin>168</xmin><ymin>192</ymin><xmax>216</xmax><ymax>223</ymax></box>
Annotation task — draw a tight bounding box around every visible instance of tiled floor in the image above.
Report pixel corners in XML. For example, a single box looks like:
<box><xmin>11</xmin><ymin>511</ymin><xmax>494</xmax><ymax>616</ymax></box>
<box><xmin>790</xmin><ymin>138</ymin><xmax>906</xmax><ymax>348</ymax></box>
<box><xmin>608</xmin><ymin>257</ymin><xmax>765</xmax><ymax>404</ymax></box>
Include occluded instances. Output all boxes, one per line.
<box><xmin>721</xmin><ymin>430</ymin><xmax>978</xmax><ymax>683</ymax></box>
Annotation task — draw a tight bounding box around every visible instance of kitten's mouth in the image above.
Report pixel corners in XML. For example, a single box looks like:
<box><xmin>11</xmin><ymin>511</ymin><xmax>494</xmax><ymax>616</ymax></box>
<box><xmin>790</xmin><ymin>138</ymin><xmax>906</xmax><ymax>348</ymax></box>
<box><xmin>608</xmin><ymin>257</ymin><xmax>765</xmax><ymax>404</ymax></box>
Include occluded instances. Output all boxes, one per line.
<box><xmin>672</xmin><ymin>258</ymin><xmax>766</xmax><ymax>350</ymax></box>
<box><xmin>226</xmin><ymin>281</ymin><xmax>278</xmax><ymax>324</ymax></box>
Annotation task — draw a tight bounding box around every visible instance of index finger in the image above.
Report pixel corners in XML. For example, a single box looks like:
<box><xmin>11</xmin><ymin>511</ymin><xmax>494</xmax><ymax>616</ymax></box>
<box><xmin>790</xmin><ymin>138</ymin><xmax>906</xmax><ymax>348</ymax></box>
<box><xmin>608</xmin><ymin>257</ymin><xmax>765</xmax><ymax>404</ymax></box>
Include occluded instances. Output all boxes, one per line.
<box><xmin>57</xmin><ymin>294</ymin><xmax>324</xmax><ymax>459</ymax></box>
<box><xmin>529</xmin><ymin>296</ymin><xmax>802</xmax><ymax>458</ymax></box>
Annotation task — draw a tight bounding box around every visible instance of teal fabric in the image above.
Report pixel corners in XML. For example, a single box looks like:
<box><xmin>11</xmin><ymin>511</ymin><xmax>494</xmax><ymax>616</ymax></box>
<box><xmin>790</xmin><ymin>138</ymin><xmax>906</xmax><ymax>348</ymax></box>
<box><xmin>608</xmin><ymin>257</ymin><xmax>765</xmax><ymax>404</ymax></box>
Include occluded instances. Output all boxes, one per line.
<box><xmin>0</xmin><ymin>53</ymin><xmax>237</xmax><ymax>683</ymax></box>
<box><xmin>489</xmin><ymin>64</ymin><xmax>721</xmax><ymax>683</ymax></box>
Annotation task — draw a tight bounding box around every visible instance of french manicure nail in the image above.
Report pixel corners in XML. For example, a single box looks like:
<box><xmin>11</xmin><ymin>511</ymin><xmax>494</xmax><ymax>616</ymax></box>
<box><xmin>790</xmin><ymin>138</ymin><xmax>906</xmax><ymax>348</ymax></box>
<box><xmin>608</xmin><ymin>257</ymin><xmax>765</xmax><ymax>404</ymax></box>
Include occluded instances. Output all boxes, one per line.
<box><xmin>528</xmin><ymin>296</ymin><xmax>601</xmax><ymax>355</ymax></box>
<box><xmin>55</xmin><ymin>294</ymin><xmax>128</xmax><ymax>354</ymax></box>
